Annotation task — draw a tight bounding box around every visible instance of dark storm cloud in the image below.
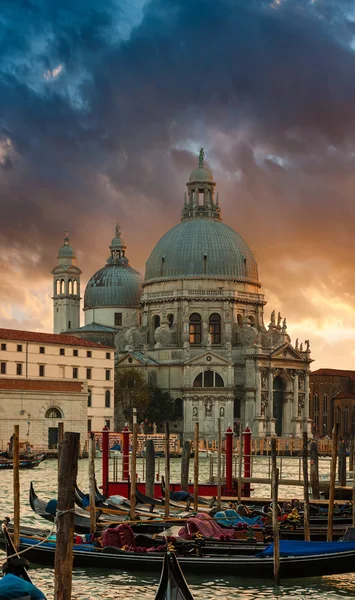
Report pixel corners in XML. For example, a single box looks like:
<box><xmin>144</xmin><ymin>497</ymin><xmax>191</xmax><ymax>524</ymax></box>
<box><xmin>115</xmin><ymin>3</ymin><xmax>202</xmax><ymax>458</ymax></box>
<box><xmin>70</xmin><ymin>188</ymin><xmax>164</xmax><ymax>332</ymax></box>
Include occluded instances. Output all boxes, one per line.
<box><xmin>1</xmin><ymin>0</ymin><xmax>355</xmax><ymax>365</ymax></box>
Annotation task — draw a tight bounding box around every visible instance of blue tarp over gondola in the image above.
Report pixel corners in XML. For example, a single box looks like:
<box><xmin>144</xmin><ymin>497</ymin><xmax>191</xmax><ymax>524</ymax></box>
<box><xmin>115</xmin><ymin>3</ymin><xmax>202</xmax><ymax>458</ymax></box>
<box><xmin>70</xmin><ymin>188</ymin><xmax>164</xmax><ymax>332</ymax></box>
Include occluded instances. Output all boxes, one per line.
<box><xmin>259</xmin><ymin>540</ymin><xmax>355</xmax><ymax>557</ymax></box>
<box><xmin>214</xmin><ymin>509</ymin><xmax>263</xmax><ymax>527</ymax></box>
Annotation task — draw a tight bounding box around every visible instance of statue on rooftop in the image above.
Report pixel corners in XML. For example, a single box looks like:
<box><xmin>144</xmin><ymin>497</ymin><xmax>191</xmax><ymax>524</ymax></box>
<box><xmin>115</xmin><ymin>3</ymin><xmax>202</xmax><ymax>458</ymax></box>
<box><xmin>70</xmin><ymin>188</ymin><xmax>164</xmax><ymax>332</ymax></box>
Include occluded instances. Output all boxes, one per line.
<box><xmin>199</xmin><ymin>147</ymin><xmax>205</xmax><ymax>167</ymax></box>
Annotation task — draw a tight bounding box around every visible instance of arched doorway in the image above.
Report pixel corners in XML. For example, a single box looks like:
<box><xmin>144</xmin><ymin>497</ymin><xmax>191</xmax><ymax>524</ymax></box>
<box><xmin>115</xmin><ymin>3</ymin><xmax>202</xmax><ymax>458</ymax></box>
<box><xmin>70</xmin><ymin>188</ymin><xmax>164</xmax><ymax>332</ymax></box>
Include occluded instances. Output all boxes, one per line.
<box><xmin>273</xmin><ymin>377</ymin><xmax>284</xmax><ymax>436</ymax></box>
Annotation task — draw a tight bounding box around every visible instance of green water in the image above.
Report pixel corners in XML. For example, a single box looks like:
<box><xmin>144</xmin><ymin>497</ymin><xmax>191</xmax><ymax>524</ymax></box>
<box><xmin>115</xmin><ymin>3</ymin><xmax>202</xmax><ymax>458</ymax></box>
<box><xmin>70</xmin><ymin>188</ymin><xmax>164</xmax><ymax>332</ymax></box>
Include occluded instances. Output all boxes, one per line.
<box><xmin>1</xmin><ymin>457</ymin><xmax>354</xmax><ymax>599</ymax></box>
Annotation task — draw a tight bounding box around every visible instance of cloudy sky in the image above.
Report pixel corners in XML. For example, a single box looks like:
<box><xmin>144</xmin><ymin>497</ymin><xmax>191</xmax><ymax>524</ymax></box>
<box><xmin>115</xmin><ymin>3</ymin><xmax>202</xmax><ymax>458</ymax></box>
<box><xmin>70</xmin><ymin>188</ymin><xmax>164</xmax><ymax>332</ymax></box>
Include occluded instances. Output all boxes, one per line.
<box><xmin>1</xmin><ymin>0</ymin><xmax>355</xmax><ymax>368</ymax></box>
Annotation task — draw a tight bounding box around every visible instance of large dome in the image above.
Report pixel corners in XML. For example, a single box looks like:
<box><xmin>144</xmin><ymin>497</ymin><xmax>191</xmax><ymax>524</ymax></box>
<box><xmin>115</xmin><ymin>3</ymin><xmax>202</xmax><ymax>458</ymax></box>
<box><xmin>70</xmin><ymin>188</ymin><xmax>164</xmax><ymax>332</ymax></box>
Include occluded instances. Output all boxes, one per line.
<box><xmin>144</xmin><ymin>218</ymin><xmax>259</xmax><ymax>284</ymax></box>
<box><xmin>84</xmin><ymin>264</ymin><xmax>143</xmax><ymax>309</ymax></box>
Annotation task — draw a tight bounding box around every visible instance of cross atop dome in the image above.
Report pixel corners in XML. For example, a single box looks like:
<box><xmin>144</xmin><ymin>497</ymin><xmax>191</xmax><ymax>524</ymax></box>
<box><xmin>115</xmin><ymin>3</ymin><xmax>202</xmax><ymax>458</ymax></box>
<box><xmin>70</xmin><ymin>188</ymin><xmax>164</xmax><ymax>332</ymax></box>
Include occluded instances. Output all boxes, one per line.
<box><xmin>181</xmin><ymin>149</ymin><xmax>222</xmax><ymax>222</ymax></box>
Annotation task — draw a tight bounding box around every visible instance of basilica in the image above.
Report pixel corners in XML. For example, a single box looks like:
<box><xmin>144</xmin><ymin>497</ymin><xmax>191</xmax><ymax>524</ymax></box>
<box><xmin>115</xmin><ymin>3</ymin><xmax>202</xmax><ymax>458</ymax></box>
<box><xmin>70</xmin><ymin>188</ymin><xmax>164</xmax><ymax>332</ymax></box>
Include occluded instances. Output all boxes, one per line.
<box><xmin>52</xmin><ymin>150</ymin><xmax>312</xmax><ymax>439</ymax></box>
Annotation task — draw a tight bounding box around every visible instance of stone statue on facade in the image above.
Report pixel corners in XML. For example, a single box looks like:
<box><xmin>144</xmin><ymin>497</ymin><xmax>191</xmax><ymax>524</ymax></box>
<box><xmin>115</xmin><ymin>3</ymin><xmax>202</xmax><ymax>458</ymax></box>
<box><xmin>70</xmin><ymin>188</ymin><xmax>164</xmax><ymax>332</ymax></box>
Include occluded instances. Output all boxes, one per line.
<box><xmin>183</xmin><ymin>305</ymin><xmax>189</xmax><ymax>320</ymax></box>
<box><xmin>300</xmin><ymin>343</ymin><xmax>303</xmax><ymax>352</ymax></box>
<box><xmin>305</xmin><ymin>339</ymin><xmax>310</xmax><ymax>352</ymax></box>
<box><xmin>193</xmin><ymin>406</ymin><xmax>198</xmax><ymax>418</ymax></box>
<box><xmin>270</xmin><ymin>310</ymin><xmax>276</xmax><ymax>327</ymax></box>
<box><xmin>153</xmin><ymin>422</ymin><xmax>157</xmax><ymax>434</ymax></box>
<box><xmin>282</xmin><ymin>318</ymin><xmax>287</xmax><ymax>333</ymax></box>
<box><xmin>205</xmin><ymin>401</ymin><xmax>212</xmax><ymax>418</ymax></box>
<box><xmin>295</xmin><ymin>338</ymin><xmax>299</xmax><ymax>350</ymax></box>
<box><xmin>207</xmin><ymin>332</ymin><xmax>212</xmax><ymax>350</ymax></box>
<box><xmin>199</xmin><ymin>147</ymin><xmax>205</xmax><ymax>167</ymax></box>
<box><xmin>277</xmin><ymin>312</ymin><xmax>282</xmax><ymax>328</ymax></box>
<box><xmin>183</xmin><ymin>341</ymin><xmax>190</xmax><ymax>360</ymax></box>
<box><xmin>220</xmin><ymin>406</ymin><xmax>225</xmax><ymax>417</ymax></box>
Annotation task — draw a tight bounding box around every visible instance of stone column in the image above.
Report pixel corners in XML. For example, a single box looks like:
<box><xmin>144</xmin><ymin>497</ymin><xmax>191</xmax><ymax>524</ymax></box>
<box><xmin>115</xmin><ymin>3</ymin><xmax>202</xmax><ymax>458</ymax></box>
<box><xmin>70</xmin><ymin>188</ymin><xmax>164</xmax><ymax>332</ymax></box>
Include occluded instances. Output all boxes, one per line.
<box><xmin>293</xmin><ymin>372</ymin><xmax>298</xmax><ymax>421</ymax></box>
<box><xmin>255</xmin><ymin>369</ymin><xmax>261</xmax><ymax>416</ymax></box>
<box><xmin>268</xmin><ymin>369</ymin><xmax>276</xmax><ymax>435</ymax></box>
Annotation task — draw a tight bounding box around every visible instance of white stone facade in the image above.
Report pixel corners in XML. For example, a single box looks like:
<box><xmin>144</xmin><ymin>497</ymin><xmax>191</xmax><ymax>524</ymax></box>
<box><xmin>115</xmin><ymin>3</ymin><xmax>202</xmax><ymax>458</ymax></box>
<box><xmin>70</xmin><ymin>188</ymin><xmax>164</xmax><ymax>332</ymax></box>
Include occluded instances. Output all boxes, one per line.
<box><xmin>115</xmin><ymin>153</ymin><xmax>312</xmax><ymax>439</ymax></box>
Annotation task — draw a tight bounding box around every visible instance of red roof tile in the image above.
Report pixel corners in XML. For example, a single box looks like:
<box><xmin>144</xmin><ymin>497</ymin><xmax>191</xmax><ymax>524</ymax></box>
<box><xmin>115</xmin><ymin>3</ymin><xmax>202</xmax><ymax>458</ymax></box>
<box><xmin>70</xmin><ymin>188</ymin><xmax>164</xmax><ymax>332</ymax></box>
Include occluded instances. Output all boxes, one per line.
<box><xmin>0</xmin><ymin>379</ymin><xmax>84</xmax><ymax>392</ymax></box>
<box><xmin>0</xmin><ymin>328</ymin><xmax>111</xmax><ymax>349</ymax></box>
<box><xmin>311</xmin><ymin>368</ymin><xmax>355</xmax><ymax>379</ymax></box>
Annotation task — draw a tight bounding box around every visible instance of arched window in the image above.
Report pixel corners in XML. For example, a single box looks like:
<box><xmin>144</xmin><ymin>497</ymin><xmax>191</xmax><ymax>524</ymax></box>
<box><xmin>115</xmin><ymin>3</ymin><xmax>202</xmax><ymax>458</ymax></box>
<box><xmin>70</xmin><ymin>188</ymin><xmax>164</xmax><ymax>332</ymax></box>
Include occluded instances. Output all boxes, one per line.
<box><xmin>237</xmin><ymin>314</ymin><xmax>243</xmax><ymax>326</ymax></box>
<box><xmin>249</xmin><ymin>315</ymin><xmax>255</xmax><ymax>326</ymax></box>
<box><xmin>73</xmin><ymin>280</ymin><xmax>78</xmax><ymax>295</ymax></box>
<box><xmin>189</xmin><ymin>313</ymin><xmax>201</xmax><ymax>345</ymax></box>
<box><xmin>68</xmin><ymin>279</ymin><xmax>73</xmax><ymax>295</ymax></box>
<box><xmin>45</xmin><ymin>407</ymin><xmax>63</xmax><ymax>418</ymax></box>
<box><xmin>175</xmin><ymin>398</ymin><xmax>183</xmax><ymax>418</ymax></box>
<box><xmin>168</xmin><ymin>314</ymin><xmax>174</xmax><ymax>328</ymax></box>
<box><xmin>323</xmin><ymin>394</ymin><xmax>328</xmax><ymax>436</ymax></box>
<box><xmin>60</xmin><ymin>279</ymin><xmax>65</xmax><ymax>294</ymax></box>
<box><xmin>153</xmin><ymin>315</ymin><xmax>160</xmax><ymax>330</ymax></box>
<box><xmin>56</xmin><ymin>279</ymin><xmax>60</xmax><ymax>294</ymax></box>
<box><xmin>87</xmin><ymin>389</ymin><xmax>92</xmax><ymax>408</ymax></box>
<box><xmin>209</xmin><ymin>313</ymin><xmax>221</xmax><ymax>344</ymax></box>
<box><xmin>105</xmin><ymin>390</ymin><xmax>111</xmax><ymax>408</ymax></box>
<box><xmin>193</xmin><ymin>371</ymin><xmax>224</xmax><ymax>388</ymax></box>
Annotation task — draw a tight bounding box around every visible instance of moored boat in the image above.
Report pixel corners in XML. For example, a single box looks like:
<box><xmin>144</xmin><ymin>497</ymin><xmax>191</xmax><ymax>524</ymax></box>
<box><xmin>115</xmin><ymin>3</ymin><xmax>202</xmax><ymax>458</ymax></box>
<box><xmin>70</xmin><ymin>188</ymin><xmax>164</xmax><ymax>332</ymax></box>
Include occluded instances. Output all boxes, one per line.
<box><xmin>155</xmin><ymin>552</ymin><xmax>194</xmax><ymax>600</ymax></box>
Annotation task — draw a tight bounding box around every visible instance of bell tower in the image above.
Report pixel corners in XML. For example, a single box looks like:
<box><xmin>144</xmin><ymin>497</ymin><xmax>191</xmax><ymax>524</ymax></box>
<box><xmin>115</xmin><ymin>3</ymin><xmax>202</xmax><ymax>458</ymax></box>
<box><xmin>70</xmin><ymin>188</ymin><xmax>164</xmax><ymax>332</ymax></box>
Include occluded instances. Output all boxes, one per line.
<box><xmin>51</xmin><ymin>232</ymin><xmax>82</xmax><ymax>333</ymax></box>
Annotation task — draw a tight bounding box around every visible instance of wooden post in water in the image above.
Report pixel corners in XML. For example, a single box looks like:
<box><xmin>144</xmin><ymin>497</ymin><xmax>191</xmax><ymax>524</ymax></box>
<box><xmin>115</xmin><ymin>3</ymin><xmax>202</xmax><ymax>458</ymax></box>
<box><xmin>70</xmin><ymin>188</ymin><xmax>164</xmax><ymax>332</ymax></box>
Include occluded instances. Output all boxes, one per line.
<box><xmin>54</xmin><ymin>431</ymin><xmax>80</xmax><ymax>600</ymax></box>
<box><xmin>180</xmin><ymin>440</ymin><xmax>190</xmax><ymax>492</ymax></box>
<box><xmin>271</xmin><ymin>438</ymin><xmax>280</xmax><ymax>585</ymax></box>
<box><xmin>327</xmin><ymin>423</ymin><xmax>339</xmax><ymax>542</ymax></box>
<box><xmin>89</xmin><ymin>432</ymin><xmax>96</xmax><ymax>535</ymax></box>
<box><xmin>165</xmin><ymin>421</ymin><xmax>170</xmax><ymax>518</ymax></box>
<box><xmin>302</xmin><ymin>432</ymin><xmax>310</xmax><ymax>541</ymax></box>
<box><xmin>338</xmin><ymin>440</ymin><xmax>347</xmax><ymax>487</ymax></box>
<box><xmin>217</xmin><ymin>418</ymin><xmax>222</xmax><ymax>509</ymax></box>
<box><xmin>310</xmin><ymin>440</ymin><xmax>320</xmax><ymax>499</ymax></box>
<box><xmin>353</xmin><ymin>444</ymin><xmax>355</xmax><ymax>527</ymax></box>
<box><xmin>194</xmin><ymin>423</ymin><xmax>199</xmax><ymax>511</ymax></box>
<box><xmin>146</xmin><ymin>439</ymin><xmax>155</xmax><ymax>498</ymax></box>
<box><xmin>349</xmin><ymin>434</ymin><xmax>354</xmax><ymax>473</ymax></box>
<box><xmin>13</xmin><ymin>424</ymin><xmax>20</xmax><ymax>550</ymax></box>
<box><xmin>130</xmin><ymin>418</ymin><xmax>138</xmax><ymax>520</ymax></box>
<box><xmin>238</xmin><ymin>426</ymin><xmax>243</xmax><ymax>503</ymax></box>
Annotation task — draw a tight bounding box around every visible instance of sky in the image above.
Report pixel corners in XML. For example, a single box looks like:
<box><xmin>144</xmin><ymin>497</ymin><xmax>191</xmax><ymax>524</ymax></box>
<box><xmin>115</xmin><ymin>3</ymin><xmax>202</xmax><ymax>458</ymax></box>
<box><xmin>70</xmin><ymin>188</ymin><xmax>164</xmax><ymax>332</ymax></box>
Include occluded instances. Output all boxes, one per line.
<box><xmin>1</xmin><ymin>0</ymin><xmax>355</xmax><ymax>369</ymax></box>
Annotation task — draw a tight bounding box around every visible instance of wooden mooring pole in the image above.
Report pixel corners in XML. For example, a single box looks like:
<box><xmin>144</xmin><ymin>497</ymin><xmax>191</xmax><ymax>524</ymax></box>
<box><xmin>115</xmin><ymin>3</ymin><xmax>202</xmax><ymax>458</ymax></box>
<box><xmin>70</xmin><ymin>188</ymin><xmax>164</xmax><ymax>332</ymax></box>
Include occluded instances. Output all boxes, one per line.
<box><xmin>54</xmin><ymin>431</ymin><xmax>80</xmax><ymax>600</ymax></box>
<box><xmin>146</xmin><ymin>439</ymin><xmax>155</xmax><ymax>498</ymax></box>
<box><xmin>130</xmin><ymin>414</ymin><xmax>138</xmax><ymax>521</ymax></box>
<box><xmin>271</xmin><ymin>438</ymin><xmax>280</xmax><ymax>585</ymax></box>
<box><xmin>217</xmin><ymin>418</ymin><xmax>222</xmax><ymax>510</ymax></box>
<box><xmin>238</xmin><ymin>426</ymin><xmax>243</xmax><ymax>504</ymax></box>
<box><xmin>89</xmin><ymin>432</ymin><xmax>96</xmax><ymax>535</ymax></box>
<box><xmin>165</xmin><ymin>421</ymin><xmax>170</xmax><ymax>518</ymax></box>
<box><xmin>13</xmin><ymin>424</ymin><xmax>20</xmax><ymax>550</ymax></box>
<box><xmin>353</xmin><ymin>443</ymin><xmax>355</xmax><ymax>528</ymax></box>
<box><xmin>181</xmin><ymin>440</ymin><xmax>190</xmax><ymax>492</ymax></box>
<box><xmin>327</xmin><ymin>423</ymin><xmax>338</xmax><ymax>542</ymax></box>
<box><xmin>310</xmin><ymin>440</ymin><xmax>320</xmax><ymax>499</ymax></box>
<box><xmin>194</xmin><ymin>423</ymin><xmax>199</xmax><ymax>511</ymax></box>
<box><xmin>302</xmin><ymin>432</ymin><xmax>310</xmax><ymax>541</ymax></box>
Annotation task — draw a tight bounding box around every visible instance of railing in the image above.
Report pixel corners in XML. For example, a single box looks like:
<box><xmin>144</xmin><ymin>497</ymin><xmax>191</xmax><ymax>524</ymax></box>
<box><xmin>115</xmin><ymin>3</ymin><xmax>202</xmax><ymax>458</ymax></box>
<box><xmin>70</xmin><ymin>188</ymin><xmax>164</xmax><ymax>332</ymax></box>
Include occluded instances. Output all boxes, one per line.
<box><xmin>141</xmin><ymin>290</ymin><xmax>265</xmax><ymax>302</ymax></box>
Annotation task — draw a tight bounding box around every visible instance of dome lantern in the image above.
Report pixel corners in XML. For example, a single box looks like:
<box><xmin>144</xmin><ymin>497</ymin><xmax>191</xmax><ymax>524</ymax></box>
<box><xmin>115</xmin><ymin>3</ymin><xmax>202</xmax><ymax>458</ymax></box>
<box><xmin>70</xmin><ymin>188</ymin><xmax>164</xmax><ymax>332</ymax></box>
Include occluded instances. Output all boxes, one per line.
<box><xmin>182</xmin><ymin>149</ymin><xmax>222</xmax><ymax>222</ymax></box>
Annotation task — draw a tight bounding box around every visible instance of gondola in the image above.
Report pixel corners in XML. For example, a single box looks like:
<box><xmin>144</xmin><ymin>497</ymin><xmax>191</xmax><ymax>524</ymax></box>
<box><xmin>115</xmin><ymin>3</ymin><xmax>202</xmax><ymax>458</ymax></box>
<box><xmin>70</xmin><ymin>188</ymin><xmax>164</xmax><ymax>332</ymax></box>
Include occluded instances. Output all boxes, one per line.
<box><xmin>2</xmin><ymin>528</ymin><xmax>355</xmax><ymax>579</ymax></box>
<box><xmin>29</xmin><ymin>482</ymin><xmax>108</xmax><ymax>534</ymax></box>
<box><xmin>155</xmin><ymin>552</ymin><xmax>194</xmax><ymax>600</ymax></box>
<box><xmin>0</xmin><ymin>454</ymin><xmax>45</xmax><ymax>470</ymax></box>
<box><xmin>0</xmin><ymin>521</ymin><xmax>46</xmax><ymax>599</ymax></box>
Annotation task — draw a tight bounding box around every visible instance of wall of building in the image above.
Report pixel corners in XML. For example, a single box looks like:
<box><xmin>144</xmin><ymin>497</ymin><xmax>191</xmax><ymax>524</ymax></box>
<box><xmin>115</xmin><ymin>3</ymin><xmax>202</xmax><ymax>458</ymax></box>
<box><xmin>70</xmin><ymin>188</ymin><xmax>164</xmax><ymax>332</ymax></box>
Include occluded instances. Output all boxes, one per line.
<box><xmin>0</xmin><ymin>334</ymin><xmax>114</xmax><ymax>433</ymax></box>
<box><xmin>0</xmin><ymin>379</ymin><xmax>87</xmax><ymax>451</ymax></box>
<box><xmin>84</xmin><ymin>307</ymin><xmax>139</xmax><ymax>329</ymax></box>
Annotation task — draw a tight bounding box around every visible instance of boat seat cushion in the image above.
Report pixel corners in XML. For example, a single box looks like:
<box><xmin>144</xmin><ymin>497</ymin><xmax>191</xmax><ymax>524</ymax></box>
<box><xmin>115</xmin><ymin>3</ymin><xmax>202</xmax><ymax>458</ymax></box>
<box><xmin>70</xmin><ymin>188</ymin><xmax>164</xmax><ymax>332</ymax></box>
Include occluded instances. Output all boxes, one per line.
<box><xmin>0</xmin><ymin>573</ymin><xmax>46</xmax><ymax>599</ymax></box>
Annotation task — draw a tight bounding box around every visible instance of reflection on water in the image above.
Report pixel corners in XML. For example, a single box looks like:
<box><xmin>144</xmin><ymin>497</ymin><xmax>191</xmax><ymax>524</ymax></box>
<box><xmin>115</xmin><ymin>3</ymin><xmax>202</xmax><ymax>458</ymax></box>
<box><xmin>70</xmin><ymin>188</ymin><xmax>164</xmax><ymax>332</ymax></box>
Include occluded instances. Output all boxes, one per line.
<box><xmin>0</xmin><ymin>457</ymin><xmax>354</xmax><ymax>599</ymax></box>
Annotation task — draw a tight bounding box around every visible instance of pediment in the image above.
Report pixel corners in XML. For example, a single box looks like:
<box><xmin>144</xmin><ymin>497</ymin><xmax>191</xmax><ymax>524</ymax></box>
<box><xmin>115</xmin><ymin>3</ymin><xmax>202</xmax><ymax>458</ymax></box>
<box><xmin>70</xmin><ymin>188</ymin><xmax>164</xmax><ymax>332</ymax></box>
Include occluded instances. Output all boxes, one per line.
<box><xmin>185</xmin><ymin>350</ymin><xmax>232</xmax><ymax>366</ymax></box>
<box><xmin>271</xmin><ymin>343</ymin><xmax>303</xmax><ymax>361</ymax></box>
<box><xmin>116</xmin><ymin>351</ymin><xmax>159</xmax><ymax>367</ymax></box>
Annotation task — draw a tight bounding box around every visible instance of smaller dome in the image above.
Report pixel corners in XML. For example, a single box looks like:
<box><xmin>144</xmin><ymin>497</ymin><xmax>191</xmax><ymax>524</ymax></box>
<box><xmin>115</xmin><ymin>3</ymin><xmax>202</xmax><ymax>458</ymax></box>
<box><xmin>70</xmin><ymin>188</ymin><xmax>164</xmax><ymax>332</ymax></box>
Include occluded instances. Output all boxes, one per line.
<box><xmin>189</xmin><ymin>167</ymin><xmax>213</xmax><ymax>183</ymax></box>
<box><xmin>84</xmin><ymin>264</ymin><xmax>142</xmax><ymax>309</ymax></box>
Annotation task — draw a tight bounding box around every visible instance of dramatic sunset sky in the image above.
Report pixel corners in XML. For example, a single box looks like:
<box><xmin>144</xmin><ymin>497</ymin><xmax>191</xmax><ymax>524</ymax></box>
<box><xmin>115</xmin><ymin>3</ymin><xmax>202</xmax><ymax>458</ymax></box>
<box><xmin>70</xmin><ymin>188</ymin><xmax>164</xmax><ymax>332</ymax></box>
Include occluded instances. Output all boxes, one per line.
<box><xmin>1</xmin><ymin>1</ymin><xmax>355</xmax><ymax>369</ymax></box>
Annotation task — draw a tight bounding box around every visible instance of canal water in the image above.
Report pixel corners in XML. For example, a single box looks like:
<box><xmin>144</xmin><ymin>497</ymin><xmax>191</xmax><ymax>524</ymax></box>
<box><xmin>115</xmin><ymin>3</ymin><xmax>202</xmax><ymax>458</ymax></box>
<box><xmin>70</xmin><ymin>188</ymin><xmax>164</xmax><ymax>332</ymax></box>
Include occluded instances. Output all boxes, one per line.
<box><xmin>1</xmin><ymin>456</ymin><xmax>355</xmax><ymax>599</ymax></box>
